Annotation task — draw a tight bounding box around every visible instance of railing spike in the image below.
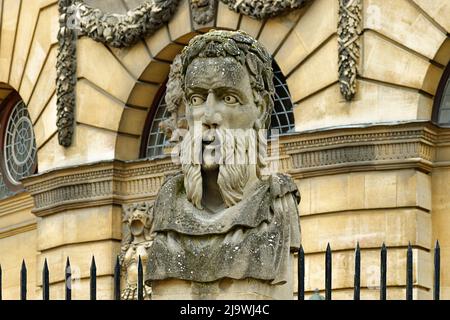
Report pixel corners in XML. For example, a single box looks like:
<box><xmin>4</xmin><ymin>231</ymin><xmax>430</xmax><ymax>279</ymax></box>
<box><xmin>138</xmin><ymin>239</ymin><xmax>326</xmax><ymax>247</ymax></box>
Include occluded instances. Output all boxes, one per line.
<box><xmin>138</xmin><ymin>255</ymin><xmax>144</xmax><ymax>300</ymax></box>
<box><xmin>298</xmin><ymin>245</ymin><xmax>305</xmax><ymax>300</ymax></box>
<box><xmin>20</xmin><ymin>259</ymin><xmax>27</xmax><ymax>301</ymax></box>
<box><xmin>43</xmin><ymin>259</ymin><xmax>49</xmax><ymax>300</ymax></box>
<box><xmin>434</xmin><ymin>240</ymin><xmax>440</xmax><ymax>300</ymax></box>
<box><xmin>325</xmin><ymin>243</ymin><xmax>332</xmax><ymax>300</ymax></box>
<box><xmin>0</xmin><ymin>264</ymin><xmax>2</xmax><ymax>301</ymax></box>
<box><xmin>380</xmin><ymin>243</ymin><xmax>387</xmax><ymax>300</ymax></box>
<box><xmin>354</xmin><ymin>242</ymin><xmax>361</xmax><ymax>300</ymax></box>
<box><xmin>90</xmin><ymin>256</ymin><xmax>97</xmax><ymax>301</ymax></box>
<box><xmin>114</xmin><ymin>255</ymin><xmax>121</xmax><ymax>300</ymax></box>
<box><xmin>65</xmin><ymin>257</ymin><xmax>72</xmax><ymax>301</ymax></box>
<box><xmin>406</xmin><ymin>243</ymin><xmax>413</xmax><ymax>300</ymax></box>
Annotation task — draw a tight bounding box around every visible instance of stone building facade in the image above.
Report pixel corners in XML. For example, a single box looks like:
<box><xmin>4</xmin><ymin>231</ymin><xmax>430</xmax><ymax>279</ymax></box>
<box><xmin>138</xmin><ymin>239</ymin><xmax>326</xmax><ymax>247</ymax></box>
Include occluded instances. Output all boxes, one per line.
<box><xmin>0</xmin><ymin>0</ymin><xmax>449</xmax><ymax>299</ymax></box>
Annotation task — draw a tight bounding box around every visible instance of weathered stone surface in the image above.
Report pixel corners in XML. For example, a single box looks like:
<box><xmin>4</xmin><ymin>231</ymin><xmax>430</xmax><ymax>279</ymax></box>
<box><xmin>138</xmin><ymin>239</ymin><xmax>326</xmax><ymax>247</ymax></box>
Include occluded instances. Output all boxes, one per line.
<box><xmin>120</xmin><ymin>202</ymin><xmax>154</xmax><ymax>300</ymax></box>
<box><xmin>275</xmin><ymin>0</ymin><xmax>338</xmax><ymax>75</ymax></box>
<box><xmin>293</xmin><ymin>81</ymin><xmax>433</xmax><ymax>132</ymax></box>
<box><xmin>287</xmin><ymin>35</ymin><xmax>338</xmax><ymax>102</ymax></box>
<box><xmin>364</xmin><ymin>0</ymin><xmax>446</xmax><ymax>60</ymax></box>
<box><xmin>148</xmin><ymin>173</ymin><xmax>299</xmax><ymax>284</ymax></box>
<box><xmin>0</xmin><ymin>0</ymin><xmax>21</xmax><ymax>83</ymax></box>
<box><xmin>221</xmin><ymin>0</ymin><xmax>308</xmax><ymax>20</ymax></box>
<box><xmin>412</xmin><ymin>0</ymin><xmax>450</xmax><ymax>33</ymax></box>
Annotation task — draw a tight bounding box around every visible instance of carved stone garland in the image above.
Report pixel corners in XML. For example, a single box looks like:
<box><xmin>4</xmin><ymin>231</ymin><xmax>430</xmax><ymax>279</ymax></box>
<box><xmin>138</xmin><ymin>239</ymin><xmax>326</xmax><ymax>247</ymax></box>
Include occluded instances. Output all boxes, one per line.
<box><xmin>56</xmin><ymin>0</ymin><xmax>77</xmax><ymax>147</ymax></box>
<box><xmin>74</xmin><ymin>0</ymin><xmax>181</xmax><ymax>48</ymax></box>
<box><xmin>338</xmin><ymin>0</ymin><xmax>362</xmax><ymax>101</ymax></box>
<box><xmin>220</xmin><ymin>0</ymin><xmax>308</xmax><ymax>19</ymax></box>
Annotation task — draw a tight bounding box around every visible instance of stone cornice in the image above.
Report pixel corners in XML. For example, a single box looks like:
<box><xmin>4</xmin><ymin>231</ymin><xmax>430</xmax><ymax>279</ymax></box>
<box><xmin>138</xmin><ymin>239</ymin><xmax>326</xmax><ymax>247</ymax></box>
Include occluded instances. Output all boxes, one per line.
<box><xmin>22</xmin><ymin>157</ymin><xmax>180</xmax><ymax>217</ymax></box>
<box><xmin>279</xmin><ymin>122</ymin><xmax>448</xmax><ymax>178</ymax></box>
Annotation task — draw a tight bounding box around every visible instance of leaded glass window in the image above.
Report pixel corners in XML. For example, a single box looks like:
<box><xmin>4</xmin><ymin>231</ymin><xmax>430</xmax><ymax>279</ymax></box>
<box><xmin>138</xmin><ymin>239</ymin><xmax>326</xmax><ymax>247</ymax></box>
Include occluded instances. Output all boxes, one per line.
<box><xmin>145</xmin><ymin>93</ymin><xmax>171</xmax><ymax>158</ymax></box>
<box><xmin>270</xmin><ymin>61</ymin><xmax>295</xmax><ymax>136</ymax></box>
<box><xmin>4</xmin><ymin>101</ymin><xmax>37</xmax><ymax>184</ymax></box>
<box><xmin>0</xmin><ymin>97</ymin><xmax>38</xmax><ymax>200</ymax></box>
<box><xmin>437</xmin><ymin>71</ymin><xmax>450</xmax><ymax>125</ymax></box>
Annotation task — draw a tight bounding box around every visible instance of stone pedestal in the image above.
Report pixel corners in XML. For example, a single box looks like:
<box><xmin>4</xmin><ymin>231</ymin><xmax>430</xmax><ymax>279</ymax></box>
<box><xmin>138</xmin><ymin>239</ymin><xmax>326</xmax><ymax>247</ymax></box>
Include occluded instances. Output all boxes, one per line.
<box><xmin>151</xmin><ymin>278</ymin><xmax>293</xmax><ymax>300</ymax></box>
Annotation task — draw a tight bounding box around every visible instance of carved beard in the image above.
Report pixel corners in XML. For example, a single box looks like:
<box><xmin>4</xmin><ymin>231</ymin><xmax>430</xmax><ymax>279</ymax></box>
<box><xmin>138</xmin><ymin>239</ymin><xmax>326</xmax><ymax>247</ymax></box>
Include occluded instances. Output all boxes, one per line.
<box><xmin>180</xmin><ymin>128</ymin><xmax>257</xmax><ymax>209</ymax></box>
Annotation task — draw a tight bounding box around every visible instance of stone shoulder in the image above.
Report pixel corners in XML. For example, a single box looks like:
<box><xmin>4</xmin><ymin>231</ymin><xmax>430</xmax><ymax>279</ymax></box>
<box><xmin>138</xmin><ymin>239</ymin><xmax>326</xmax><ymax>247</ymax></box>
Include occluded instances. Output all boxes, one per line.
<box><xmin>268</xmin><ymin>173</ymin><xmax>300</xmax><ymax>204</ymax></box>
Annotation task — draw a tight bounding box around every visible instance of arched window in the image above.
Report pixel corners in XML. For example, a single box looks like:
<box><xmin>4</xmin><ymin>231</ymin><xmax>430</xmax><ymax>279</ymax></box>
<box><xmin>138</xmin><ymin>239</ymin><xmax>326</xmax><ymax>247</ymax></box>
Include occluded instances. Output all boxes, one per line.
<box><xmin>433</xmin><ymin>63</ymin><xmax>450</xmax><ymax>126</ymax></box>
<box><xmin>141</xmin><ymin>82</ymin><xmax>171</xmax><ymax>159</ymax></box>
<box><xmin>0</xmin><ymin>91</ymin><xmax>38</xmax><ymax>199</ymax></box>
<box><xmin>270</xmin><ymin>61</ymin><xmax>295</xmax><ymax>135</ymax></box>
<box><xmin>141</xmin><ymin>60</ymin><xmax>295</xmax><ymax>158</ymax></box>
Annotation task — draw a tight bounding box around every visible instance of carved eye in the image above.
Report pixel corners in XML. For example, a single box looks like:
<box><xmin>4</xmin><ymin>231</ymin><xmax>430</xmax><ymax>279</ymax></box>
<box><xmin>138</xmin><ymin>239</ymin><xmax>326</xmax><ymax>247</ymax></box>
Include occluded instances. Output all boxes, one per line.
<box><xmin>190</xmin><ymin>95</ymin><xmax>205</xmax><ymax>106</ymax></box>
<box><xmin>223</xmin><ymin>95</ymin><xmax>238</xmax><ymax>104</ymax></box>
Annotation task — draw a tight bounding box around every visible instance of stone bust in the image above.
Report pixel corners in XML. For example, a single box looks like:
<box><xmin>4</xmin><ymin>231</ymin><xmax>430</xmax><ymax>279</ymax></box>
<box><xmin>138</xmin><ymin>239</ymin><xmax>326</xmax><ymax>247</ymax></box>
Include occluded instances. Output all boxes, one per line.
<box><xmin>146</xmin><ymin>30</ymin><xmax>301</xmax><ymax>288</ymax></box>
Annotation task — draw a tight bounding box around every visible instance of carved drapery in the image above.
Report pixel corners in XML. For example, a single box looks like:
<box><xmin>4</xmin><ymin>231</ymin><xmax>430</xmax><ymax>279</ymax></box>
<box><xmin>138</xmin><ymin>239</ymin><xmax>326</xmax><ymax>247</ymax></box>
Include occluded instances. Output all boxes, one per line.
<box><xmin>338</xmin><ymin>0</ymin><xmax>362</xmax><ymax>101</ymax></box>
<box><xmin>56</xmin><ymin>0</ymin><xmax>77</xmax><ymax>147</ymax></box>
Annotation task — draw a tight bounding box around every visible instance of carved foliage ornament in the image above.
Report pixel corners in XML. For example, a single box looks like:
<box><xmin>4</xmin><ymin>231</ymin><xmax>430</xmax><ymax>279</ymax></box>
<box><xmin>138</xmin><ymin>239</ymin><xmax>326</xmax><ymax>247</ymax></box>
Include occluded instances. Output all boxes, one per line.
<box><xmin>338</xmin><ymin>0</ymin><xmax>362</xmax><ymax>101</ymax></box>
<box><xmin>221</xmin><ymin>0</ymin><xmax>308</xmax><ymax>19</ymax></box>
<box><xmin>56</xmin><ymin>0</ymin><xmax>310</xmax><ymax>146</ymax></box>
<box><xmin>74</xmin><ymin>0</ymin><xmax>181</xmax><ymax>48</ymax></box>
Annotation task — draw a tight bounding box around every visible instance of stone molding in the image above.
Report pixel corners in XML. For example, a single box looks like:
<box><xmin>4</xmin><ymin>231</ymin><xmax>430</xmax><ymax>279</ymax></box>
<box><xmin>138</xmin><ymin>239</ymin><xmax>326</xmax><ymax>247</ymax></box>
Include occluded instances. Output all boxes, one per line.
<box><xmin>338</xmin><ymin>0</ymin><xmax>362</xmax><ymax>101</ymax></box>
<box><xmin>57</xmin><ymin>0</ymin><xmax>77</xmax><ymax>147</ymax></box>
<box><xmin>22</xmin><ymin>158</ymin><xmax>179</xmax><ymax>217</ymax></box>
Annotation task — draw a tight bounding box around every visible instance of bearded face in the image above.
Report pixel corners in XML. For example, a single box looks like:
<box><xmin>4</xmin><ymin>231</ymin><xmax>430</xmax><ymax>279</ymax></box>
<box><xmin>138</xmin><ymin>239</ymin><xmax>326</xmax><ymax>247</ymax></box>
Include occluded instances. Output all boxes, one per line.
<box><xmin>179</xmin><ymin>56</ymin><xmax>267</xmax><ymax>209</ymax></box>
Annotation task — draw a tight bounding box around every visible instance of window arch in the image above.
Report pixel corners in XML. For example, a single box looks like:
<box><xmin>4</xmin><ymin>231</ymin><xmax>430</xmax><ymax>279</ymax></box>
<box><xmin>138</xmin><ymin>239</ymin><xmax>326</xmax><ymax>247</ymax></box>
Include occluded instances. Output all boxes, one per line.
<box><xmin>141</xmin><ymin>60</ymin><xmax>295</xmax><ymax>158</ymax></box>
<box><xmin>433</xmin><ymin>63</ymin><xmax>450</xmax><ymax>126</ymax></box>
<box><xmin>0</xmin><ymin>91</ymin><xmax>38</xmax><ymax>199</ymax></box>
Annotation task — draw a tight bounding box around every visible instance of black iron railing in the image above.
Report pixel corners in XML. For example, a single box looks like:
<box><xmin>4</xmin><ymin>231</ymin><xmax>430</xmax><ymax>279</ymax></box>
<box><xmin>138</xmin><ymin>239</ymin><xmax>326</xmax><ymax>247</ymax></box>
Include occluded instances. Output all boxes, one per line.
<box><xmin>0</xmin><ymin>241</ymin><xmax>443</xmax><ymax>300</ymax></box>
<box><xmin>296</xmin><ymin>241</ymin><xmax>441</xmax><ymax>300</ymax></box>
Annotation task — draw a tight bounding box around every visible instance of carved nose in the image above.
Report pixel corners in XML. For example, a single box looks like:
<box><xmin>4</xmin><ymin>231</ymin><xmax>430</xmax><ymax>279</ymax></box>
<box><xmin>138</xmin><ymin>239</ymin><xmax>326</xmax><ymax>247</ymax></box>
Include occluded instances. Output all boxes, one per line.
<box><xmin>203</xmin><ymin>113</ymin><xmax>222</xmax><ymax>129</ymax></box>
<box><xmin>203</xmin><ymin>92</ymin><xmax>222</xmax><ymax>128</ymax></box>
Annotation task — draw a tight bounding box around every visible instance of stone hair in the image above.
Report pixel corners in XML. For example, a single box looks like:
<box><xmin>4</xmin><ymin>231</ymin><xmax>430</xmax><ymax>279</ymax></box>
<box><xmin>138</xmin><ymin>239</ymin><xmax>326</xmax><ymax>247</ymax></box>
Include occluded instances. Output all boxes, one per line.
<box><xmin>179</xmin><ymin>29</ymin><xmax>275</xmax><ymax>129</ymax></box>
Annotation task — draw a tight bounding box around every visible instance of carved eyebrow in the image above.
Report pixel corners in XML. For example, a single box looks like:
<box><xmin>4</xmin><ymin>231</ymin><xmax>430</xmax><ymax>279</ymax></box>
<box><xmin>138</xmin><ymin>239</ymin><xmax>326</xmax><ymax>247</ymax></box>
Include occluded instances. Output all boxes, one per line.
<box><xmin>187</xmin><ymin>85</ymin><xmax>244</xmax><ymax>94</ymax></box>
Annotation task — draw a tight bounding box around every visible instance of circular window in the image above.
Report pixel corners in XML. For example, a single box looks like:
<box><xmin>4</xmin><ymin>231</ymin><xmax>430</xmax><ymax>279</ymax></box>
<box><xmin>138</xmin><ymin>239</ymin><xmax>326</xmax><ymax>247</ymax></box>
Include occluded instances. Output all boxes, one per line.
<box><xmin>0</xmin><ymin>91</ymin><xmax>38</xmax><ymax>198</ymax></box>
<box><xmin>4</xmin><ymin>101</ymin><xmax>37</xmax><ymax>184</ymax></box>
